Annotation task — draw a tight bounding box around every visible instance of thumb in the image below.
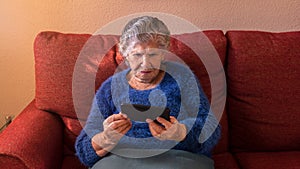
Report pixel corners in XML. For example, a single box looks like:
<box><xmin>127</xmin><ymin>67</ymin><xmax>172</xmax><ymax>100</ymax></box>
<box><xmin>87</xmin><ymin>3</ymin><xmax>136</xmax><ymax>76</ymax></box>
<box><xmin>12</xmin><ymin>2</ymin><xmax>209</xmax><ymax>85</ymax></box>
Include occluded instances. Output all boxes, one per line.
<box><xmin>170</xmin><ymin>116</ymin><xmax>178</xmax><ymax>124</ymax></box>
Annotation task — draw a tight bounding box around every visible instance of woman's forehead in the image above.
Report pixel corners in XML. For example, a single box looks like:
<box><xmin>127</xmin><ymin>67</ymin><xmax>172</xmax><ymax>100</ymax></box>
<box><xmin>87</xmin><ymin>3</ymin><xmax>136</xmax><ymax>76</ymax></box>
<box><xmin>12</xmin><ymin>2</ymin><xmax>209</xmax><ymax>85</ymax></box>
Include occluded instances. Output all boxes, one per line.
<box><xmin>131</xmin><ymin>41</ymin><xmax>160</xmax><ymax>51</ymax></box>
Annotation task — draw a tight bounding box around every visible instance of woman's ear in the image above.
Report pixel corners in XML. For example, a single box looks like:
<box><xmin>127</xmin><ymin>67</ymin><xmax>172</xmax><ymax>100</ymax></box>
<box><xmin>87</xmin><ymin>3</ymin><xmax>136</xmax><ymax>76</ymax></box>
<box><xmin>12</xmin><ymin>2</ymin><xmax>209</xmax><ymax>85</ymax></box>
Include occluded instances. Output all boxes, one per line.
<box><xmin>124</xmin><ymin>57</ymin><xmax>130</xmax><ymax>66</ymax></box>
<box><xmin>161</xmin><ymin>56</ymin><xmax>165</xmax><ymax>63</ymax></box>
<box><xmin>160</xmin><ymin>49</ymin><xmax>168</xmax><ymax>63</ymax></box>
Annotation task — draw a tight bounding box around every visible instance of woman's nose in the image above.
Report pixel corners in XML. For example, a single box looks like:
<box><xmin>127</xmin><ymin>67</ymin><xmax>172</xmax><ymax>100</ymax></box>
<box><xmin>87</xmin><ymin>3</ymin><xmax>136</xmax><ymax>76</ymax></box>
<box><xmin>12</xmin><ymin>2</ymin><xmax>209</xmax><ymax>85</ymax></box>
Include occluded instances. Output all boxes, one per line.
<box><xmin>140</xmin><ymin>56</ymin><xmax>151</xmax><ymax>67</ymax></box>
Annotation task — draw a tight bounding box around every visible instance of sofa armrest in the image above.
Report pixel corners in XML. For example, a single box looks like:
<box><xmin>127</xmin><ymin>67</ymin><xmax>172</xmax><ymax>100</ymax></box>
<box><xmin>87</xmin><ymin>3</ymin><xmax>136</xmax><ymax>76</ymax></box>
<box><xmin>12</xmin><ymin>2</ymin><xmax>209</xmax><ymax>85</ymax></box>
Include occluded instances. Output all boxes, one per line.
<box><xmin>0</xmin><ymin>100</ymin><xmax>64</xmax><ymax>169</ymax></box>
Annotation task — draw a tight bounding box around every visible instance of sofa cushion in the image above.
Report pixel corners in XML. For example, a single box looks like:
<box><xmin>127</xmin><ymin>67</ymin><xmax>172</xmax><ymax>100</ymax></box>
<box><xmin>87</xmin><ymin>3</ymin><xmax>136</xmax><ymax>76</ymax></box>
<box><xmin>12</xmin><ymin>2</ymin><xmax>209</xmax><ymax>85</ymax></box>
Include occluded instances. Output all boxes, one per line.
<box><xmin>0</xmin><ymin>157</ymin><xmax>28</xmax><ymax>169</ymax></box>
<box><xmin>34</xmin><ymin>32</ymin><xmax>90</xmax><ymax>117</ymax></box>
<box><xmin>34</xmin><ymin>31</ymin><xmax>119</xmax><ymax>119</ymax></box>
<box><xmin>235</xmin><ymin>151</ymin><xmax>300</xmax><ymax>169</ymax></box>
<box><xmin>226</xmin><ymin>31</ymin><xmax>300</xmax><ymax>152</ymax></box>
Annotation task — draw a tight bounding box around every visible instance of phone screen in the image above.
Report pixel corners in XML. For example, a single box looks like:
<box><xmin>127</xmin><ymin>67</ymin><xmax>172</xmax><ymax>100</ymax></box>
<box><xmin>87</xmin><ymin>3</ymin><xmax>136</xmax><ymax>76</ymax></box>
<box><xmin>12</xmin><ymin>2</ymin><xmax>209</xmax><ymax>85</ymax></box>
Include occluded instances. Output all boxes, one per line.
<box><xmin>121</xmin><ymin>103</ymin><xmax>170</xmax><ymax>122</ymax></box>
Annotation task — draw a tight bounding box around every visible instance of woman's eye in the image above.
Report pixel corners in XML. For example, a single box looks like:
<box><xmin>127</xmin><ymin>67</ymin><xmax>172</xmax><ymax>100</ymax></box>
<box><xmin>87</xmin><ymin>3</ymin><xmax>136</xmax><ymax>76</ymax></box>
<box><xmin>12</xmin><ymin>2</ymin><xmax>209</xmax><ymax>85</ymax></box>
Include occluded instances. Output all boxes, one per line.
<box><xmin>148</xmin><ymin>53</ymin><xmax>158</xmax><ymax>57</ymax></box>
<box><xmin>133</xmin><ymin>53</ymin><xmax>143</xmax><ymax>57</ymax></box>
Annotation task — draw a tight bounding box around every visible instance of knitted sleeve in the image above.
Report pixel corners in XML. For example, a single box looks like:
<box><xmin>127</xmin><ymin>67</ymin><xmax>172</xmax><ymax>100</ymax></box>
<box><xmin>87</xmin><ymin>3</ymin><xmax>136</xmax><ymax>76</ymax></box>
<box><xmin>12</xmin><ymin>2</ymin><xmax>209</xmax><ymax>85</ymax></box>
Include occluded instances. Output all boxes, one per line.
<box><xmin>185</xmin><ymin>81</ymin><xmax>221</xmax><ymax>156</ymax></box>
<box><xmin>169</xmin><ymin>63</ymin><xmax>221</xmax><ymax>156</ymax></box>
<box><xmin>75</xmin><ymin>79</ymin><xmax>113</xmax><ymax>167</ymax></box>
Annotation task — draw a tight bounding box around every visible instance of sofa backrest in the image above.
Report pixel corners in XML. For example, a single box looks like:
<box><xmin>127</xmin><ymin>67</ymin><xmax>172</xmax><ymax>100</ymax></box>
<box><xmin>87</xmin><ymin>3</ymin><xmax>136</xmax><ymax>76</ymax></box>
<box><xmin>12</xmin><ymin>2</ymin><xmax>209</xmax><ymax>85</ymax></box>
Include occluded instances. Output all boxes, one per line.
<box><xmin>226</xmin><ymin>31</ymin><xmax>300</xmax><ymax>152</ymax></box>
<box><xmin>33</xmin><ymin>30</ymin><xmax>228</xmax><ymax>154</ymax></box>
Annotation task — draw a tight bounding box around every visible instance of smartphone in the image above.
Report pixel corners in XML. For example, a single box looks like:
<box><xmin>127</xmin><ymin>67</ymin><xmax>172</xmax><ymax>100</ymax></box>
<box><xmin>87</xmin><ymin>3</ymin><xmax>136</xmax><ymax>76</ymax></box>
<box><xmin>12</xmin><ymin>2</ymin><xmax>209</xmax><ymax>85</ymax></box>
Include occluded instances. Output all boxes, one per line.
<box><xmin>120</xmin><ymin>103</ymin><xmax>170</xmax><ymax>123</ymax></box>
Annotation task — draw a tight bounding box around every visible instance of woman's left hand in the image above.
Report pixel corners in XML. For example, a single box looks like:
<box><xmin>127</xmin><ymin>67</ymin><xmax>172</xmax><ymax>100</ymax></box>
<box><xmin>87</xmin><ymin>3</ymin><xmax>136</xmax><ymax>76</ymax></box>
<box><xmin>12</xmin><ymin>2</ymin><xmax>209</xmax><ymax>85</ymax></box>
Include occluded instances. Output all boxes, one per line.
<box><xmin>146</xmin><ymin>116</ymin><xmax>187</xmax><ymax>142</ymax></box>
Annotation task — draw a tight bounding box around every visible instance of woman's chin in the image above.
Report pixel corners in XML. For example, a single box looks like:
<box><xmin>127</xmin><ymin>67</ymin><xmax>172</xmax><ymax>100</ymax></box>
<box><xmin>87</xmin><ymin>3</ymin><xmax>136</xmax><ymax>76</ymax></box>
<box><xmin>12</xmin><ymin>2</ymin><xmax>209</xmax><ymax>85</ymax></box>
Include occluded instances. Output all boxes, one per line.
<box><xmin>136</xmin><ymin>77</ymin><xmax>154</xmax><ymax>83</ymax></box>
<box><xmin>135</xmin><ymin>73</ymin><xmax>154</xmax><ymax>82</ymax></box>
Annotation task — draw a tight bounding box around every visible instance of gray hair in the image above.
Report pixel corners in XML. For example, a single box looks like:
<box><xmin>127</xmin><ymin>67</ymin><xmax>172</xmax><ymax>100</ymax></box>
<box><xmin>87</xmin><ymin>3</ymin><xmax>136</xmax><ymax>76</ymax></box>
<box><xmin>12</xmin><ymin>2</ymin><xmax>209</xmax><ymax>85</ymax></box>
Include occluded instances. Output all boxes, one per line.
<box><xmin>118</xmin><ymin>16</ymin><xmax>171</xmax><ymax>57</ymax></box>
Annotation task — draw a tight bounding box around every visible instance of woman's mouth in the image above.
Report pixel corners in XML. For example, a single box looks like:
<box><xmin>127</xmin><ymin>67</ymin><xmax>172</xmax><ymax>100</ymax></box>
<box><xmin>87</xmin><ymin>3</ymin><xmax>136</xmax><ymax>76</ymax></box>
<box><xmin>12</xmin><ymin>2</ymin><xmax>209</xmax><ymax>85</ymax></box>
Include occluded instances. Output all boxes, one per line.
<box><xmin>140</xmin><ymin>70</ymin><xmax>152</xmax><ymax>73</ymax></box>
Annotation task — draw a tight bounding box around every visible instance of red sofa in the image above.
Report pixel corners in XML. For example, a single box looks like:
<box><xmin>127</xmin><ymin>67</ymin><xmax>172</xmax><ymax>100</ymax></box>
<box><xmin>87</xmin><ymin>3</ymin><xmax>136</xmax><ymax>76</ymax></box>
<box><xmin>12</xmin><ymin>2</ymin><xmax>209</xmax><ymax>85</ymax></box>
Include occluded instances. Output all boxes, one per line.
<box><xmin>0</xmin><ymin>30</ymin><xmax>299</xmax><ymax>169</ymax></box>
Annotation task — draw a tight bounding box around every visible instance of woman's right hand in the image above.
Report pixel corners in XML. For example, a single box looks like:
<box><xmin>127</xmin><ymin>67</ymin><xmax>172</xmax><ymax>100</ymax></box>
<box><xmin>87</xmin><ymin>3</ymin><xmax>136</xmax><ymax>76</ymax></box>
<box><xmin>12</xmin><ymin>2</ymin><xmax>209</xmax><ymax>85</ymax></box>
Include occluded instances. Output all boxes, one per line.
<box><xmin>102</xmin><ymin>113</ymin><xmax>132</xmax><ymax>143</ymax></box>
<box><xmin>92</xmin><ymin>113</ymin><xmax>132</xmax><ymax>156</ymax></box>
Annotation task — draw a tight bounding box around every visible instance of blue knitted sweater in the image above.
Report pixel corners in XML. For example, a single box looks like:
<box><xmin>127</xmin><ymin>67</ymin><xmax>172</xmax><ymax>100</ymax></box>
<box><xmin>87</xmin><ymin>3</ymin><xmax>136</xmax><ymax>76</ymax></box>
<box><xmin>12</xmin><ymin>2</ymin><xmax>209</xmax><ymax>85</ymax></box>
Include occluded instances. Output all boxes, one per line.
<box><xmin>75</xmin><ymin>62</ymin><xmax>221</xmax><ymax>167</ymax></box>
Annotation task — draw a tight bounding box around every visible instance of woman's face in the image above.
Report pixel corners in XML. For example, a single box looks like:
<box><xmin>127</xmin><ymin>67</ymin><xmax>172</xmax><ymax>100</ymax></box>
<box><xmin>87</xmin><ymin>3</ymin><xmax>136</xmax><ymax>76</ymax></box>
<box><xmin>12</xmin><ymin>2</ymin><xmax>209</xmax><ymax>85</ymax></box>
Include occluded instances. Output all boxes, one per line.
<box><xmin>126</xmin><ymin>41</ymin><xmax>164</xmax><ymax>83</ymax></box>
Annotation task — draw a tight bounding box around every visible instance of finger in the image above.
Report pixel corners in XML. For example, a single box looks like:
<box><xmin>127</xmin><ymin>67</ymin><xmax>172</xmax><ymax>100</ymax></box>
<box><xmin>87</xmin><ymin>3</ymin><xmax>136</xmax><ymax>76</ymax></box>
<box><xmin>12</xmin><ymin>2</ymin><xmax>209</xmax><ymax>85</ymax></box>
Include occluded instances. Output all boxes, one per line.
<box><xmin>115</xmin><ymin>119</ymin><xmax>132</xmax><ymax>132</ymax></box>
<box><xmin>169</xmin><ymin>116</ymin><xmax>178</xmax><ymax>124</ymax></box>
<box><xmin>156</xmin><ymin>117</ymin><xmax>172</xmax><ymax>129</ymax></box>
<box><xmin>114</xmin><ymin>113</ymin><xmax>129</xmax><ymax>120</ymax></box>
<box><xmin>116</xmin><ymin>122</ymin><xmax>132</xmax><ymax>134</ymax></box>
<box><xmin>105</xmin><ymin>115</ymin><xmax>116</xmax><ymax>124</ymax></box>
<box><xmin>148</xmin><ymin>124</ymin><xmax>159</xmax><ymax>137</ymax></box>
<box><xmin>146</xmin><ymin>119</ymin><xmax>159</xmax><ymax>136</ymax></box>
<box><xmin>108</xmin><ymin>119</ymin><xmax>131</xmax><ymax>130</ymax></box>
<box><xmin>119</xmin><ymin>112</ymin><xmax>128</xmax><ymax>119</ymax></box>
<box><xmin>107</xmin><ymin>120</ymin><xmax>131</xmax><ymax>139</ymax></box>
<box><xmin>148</xmin><ymin>120</ymin><xmax>165</xmax><ymax>136</ymax></box>
<box><xmin>146</xmin><ymin>118</ymin><xmax>152</xmax><ymax>123</ymax></box>
<box><xmin>106</xmin><ymin>114</ymin><xmax>128</xmax><ymax>123</ymax></box>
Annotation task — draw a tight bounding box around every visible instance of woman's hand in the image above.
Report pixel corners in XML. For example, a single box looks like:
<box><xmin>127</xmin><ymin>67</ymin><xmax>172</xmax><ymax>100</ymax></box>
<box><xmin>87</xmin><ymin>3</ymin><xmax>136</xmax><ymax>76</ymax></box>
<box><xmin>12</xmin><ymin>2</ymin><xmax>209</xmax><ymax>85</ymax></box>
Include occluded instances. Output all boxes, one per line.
<box><xmin>146</xmin><ymin>116</ymin><xmax>187</xmax><ymax>142</ymax></box>
<box><xmin>92</xmin><ymin>113</ymin><xmax>132</xmax><ymax>156</ymax></box>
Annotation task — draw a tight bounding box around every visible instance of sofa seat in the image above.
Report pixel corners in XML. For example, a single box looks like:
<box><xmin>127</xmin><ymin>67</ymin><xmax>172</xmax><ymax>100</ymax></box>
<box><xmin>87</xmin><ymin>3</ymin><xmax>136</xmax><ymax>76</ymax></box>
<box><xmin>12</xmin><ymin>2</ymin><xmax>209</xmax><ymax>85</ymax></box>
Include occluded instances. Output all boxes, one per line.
<box><xmin>213</xmin><ymin>152</ymin><xmax>240</xmax><ymax>169</ymax></box>
<box><xmin>235</xmin><ymin>151</ymin><xmax>300</xmax><ymax>169</ymax></box>
<box><xmin>61</xmin><ymin>156</ymin><xmax>86</xmax><ymax>169</ymax></box>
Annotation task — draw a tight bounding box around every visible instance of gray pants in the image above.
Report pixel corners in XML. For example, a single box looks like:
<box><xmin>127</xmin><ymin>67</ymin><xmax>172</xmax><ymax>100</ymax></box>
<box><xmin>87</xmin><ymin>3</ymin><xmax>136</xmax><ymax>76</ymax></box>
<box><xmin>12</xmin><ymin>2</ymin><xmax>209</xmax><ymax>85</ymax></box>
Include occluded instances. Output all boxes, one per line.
<box><xmin>92</xmin><ymin>149</ymin><xmax>214</xmax><ymax>169</ymax></box>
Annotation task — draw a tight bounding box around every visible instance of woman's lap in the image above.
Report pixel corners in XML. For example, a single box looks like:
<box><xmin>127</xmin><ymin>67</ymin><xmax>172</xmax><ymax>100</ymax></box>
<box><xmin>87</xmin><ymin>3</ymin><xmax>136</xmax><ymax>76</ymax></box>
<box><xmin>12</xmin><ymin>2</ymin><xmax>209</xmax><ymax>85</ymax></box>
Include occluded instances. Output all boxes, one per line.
<box><xmin>91</xmin><ymin>149</ymin><xmax>214</xmax><ymax>169</ymax></box>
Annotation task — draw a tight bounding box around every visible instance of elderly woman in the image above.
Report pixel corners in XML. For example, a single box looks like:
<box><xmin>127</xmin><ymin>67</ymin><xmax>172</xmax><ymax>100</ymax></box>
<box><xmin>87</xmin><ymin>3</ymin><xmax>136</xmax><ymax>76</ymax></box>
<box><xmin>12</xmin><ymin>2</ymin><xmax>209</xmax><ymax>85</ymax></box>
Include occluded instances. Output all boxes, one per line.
<box><xmin>75</xmin><ymin>16</ymin><xmax>221</xmax><ymax>169</ymax></box>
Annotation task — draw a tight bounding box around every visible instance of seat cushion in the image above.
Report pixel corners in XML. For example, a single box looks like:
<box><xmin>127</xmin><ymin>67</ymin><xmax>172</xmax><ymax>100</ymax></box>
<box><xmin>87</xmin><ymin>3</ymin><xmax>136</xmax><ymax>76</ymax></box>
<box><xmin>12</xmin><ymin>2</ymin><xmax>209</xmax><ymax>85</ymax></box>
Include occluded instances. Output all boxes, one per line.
<box><xmin>213</xmin><ymin>152</ymin><xmax>240</xmax><ymax>169</ymax></box>
<box><xmin>235</xmin><ymin>151</ymin><xmax>300</xmax><ymax>169</ymax></box>
<box><xmin>0</xmin><ymin>156</ymin><xmax>28</xmax><ymax>169</ymax></box>
<box><xmin>62</xmin><ymin>156</ymin><xmax>87</xmax><ymax>169</ymax></box>
<box><xmin>226</xmin><ymin>31</ymin><xmax>300</xmax><ymax>152</ymax></box>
